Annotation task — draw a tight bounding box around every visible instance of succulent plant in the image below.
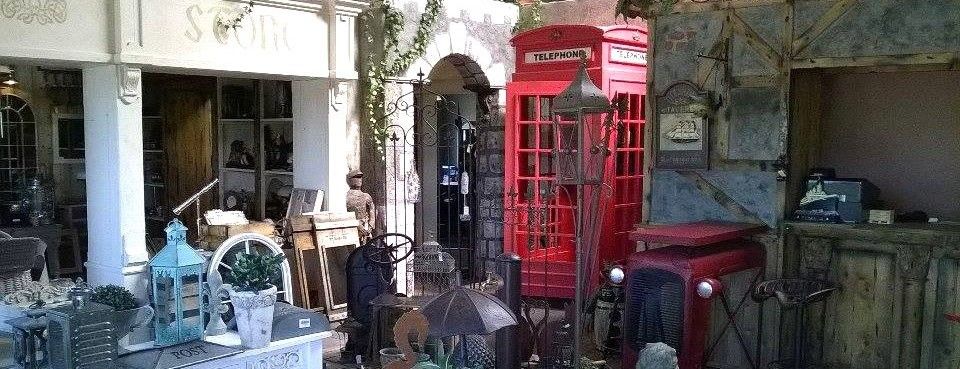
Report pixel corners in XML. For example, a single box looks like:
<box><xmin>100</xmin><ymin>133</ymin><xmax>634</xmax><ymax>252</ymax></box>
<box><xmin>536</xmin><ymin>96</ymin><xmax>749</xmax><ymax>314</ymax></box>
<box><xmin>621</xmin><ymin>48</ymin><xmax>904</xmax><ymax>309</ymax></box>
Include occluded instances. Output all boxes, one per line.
<box><xmin>227</xmin><ymin>252</ymin><xmax>285</xmax><ymax>292</ymax></box>
<box><xmin>90</xmin><ymin>284</ymin><xmax>139</xmax><ymax>311</ymax></box>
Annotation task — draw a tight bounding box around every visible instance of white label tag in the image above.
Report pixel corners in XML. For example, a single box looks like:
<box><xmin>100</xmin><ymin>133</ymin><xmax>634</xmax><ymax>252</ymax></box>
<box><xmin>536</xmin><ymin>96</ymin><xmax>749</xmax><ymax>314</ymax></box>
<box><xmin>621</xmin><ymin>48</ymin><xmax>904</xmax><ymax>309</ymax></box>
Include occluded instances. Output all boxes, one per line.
<box><xmin>524</xmin><ymin>47</ymin><xmax>592</xmax><ymax>64</ymax></box>
<box><xmin>298</xmin><ymin>318</ymin><xmax>310</xmax><ymax>328</ymax></box>
<box><xmin>610</xmin><ymin>47</ymin><xmax>647</xmax><ymax>65</ymax></box>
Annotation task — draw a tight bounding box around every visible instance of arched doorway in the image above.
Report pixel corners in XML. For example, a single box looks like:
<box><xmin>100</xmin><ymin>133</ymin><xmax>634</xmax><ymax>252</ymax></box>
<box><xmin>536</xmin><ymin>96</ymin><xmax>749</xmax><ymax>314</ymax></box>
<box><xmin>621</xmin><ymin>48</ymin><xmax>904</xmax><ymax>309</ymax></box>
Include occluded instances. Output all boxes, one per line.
<box><xmin>381</xmin><ymin>53</ymin><xmax>499</xmax><ymax>289</ymax></box>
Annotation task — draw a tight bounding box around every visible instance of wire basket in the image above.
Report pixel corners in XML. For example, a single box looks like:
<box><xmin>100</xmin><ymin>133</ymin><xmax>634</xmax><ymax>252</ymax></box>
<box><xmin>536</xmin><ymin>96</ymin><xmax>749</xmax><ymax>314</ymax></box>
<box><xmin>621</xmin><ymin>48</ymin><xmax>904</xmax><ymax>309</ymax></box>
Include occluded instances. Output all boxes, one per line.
<box><xmin>410</xmin><ymin>241</ymin><xmax>459</xmax><ymax>296</ymax></box>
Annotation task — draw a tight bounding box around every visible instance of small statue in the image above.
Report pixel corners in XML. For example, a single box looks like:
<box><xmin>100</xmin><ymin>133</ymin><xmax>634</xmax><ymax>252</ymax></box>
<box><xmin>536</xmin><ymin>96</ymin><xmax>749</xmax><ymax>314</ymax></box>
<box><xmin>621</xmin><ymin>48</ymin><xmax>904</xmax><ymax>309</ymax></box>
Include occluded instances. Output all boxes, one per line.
<box><xmin>636</xmin><ymin>342</ymin><xmax>679</xmax><ymax>369</ymax></box>
<box><xmin>346</xmin><ymin>169</ymin><xmax>376</xmax><ymax>242</ymax></box>
<box><xmin>226</xmin><ymin>140</ymin><xmax>255</xmax><ymax>169</ymax></box>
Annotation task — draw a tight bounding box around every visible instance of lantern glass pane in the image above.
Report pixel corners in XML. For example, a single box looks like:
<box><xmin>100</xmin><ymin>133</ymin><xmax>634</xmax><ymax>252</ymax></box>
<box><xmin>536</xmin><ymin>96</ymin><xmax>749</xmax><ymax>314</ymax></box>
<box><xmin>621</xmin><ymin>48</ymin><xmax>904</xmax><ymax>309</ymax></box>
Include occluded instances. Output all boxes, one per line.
<box><xmin>156</xmin><ymin>274</ymin><xmax>176</xmax><ymax>325</ymax></box>
<box><xmin>583</xmin><ymin>112</ymin><xmax>611</xmax><ymax>184</ymax></box>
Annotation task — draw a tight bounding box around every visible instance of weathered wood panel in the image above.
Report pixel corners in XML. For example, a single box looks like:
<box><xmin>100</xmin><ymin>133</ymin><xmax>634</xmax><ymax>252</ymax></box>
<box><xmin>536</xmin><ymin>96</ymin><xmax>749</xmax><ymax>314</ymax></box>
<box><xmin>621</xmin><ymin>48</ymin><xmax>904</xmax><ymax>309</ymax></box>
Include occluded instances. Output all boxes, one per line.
<box><xmin>820</xmin><ymin>248</ymin><xmax>897</xmax><ymax>368</ymax></box>
<box><xmin>796</xmin><ymin>0</ymin><xmax>960</xmax><ymax>60</ymax></box>
<box><xmin>926</xmin><ymin>257</ymin><xmax>960</xmax><ymax>369</ymax></box>
<box><xmin>784</xmin><ymin>223</ymin><xmax>960</xmax><ymax>369</ymax></box>
<box><xmin>707</xmin><ymin>267</ymin><xmax>765</xmax><ymax>369</ymax></box>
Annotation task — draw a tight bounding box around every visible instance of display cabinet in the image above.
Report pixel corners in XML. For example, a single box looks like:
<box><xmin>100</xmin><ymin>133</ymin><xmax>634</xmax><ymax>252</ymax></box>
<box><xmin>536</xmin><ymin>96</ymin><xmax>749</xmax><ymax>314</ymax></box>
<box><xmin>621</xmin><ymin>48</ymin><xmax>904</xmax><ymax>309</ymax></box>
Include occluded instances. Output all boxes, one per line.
<box><xmin>217</xmin><ymin>78</ymin><xmax>294</xmax><ymax>221</ymax></box>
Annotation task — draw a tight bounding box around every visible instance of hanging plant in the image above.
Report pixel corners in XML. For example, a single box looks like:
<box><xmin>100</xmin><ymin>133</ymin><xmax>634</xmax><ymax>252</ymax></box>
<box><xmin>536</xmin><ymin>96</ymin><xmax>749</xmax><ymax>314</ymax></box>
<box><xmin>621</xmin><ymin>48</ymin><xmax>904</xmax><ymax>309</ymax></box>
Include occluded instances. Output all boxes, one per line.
<box><xmin>217</xmin><ymin>1</ymin><xmax>255</xmax><ymax>30</ymax></box>
<box><xmin>361</xmin><ymin>0</ymin><xmax>444</xmax><ymax>151</ymax></box>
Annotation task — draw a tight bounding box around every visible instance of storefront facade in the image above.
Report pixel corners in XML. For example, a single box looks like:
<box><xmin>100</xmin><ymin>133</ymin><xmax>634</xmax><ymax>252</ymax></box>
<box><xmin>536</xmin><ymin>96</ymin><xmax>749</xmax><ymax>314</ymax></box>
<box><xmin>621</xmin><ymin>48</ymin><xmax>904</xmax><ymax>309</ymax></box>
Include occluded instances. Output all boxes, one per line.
<box><xmin>0</xmin><ymin>0</ymin><xmax>369</xmax><ymax>298</ymax></box>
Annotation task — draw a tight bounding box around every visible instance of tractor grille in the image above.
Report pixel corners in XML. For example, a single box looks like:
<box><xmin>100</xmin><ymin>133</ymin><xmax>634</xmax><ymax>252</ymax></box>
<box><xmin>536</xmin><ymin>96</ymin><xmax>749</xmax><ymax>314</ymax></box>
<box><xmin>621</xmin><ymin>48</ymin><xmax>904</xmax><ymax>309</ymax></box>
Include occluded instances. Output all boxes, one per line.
<box><xmin>624</xmin><ymin>268</ymin><xmax>685</xmax><ymax>354</ymax></box>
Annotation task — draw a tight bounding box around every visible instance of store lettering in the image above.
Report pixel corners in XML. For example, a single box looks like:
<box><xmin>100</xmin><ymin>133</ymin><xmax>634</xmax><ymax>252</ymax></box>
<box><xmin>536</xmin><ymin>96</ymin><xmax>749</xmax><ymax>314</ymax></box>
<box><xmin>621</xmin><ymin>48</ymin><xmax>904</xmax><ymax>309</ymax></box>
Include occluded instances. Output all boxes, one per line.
<box><xmin>168</xmin><ymin>344</ymin><xmax>209</xmax><ymax>360</ymax></box>
<box><xmin>610</xmin><ymin>47</ymin><xmax>647</xmax><ymax>65</ymax></box>
<box><xmin>184</xmin><ymin>4</ymin><xmax>291</xmax><ymax>51</ymax></box>
<box><xmin>524</xmin><ymin>47</ymin><xmax>592</xmax><ymax>64</ymax></box>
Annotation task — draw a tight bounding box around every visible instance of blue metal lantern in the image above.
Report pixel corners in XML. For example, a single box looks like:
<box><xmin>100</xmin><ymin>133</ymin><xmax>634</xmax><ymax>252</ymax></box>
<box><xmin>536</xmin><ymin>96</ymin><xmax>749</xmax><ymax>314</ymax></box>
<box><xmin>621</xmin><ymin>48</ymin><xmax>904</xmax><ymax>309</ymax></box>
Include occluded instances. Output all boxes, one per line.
<box><xmin>150</xmin><ymin>219</ymin><xmax>206</xmax><ymax>346</ymax></box>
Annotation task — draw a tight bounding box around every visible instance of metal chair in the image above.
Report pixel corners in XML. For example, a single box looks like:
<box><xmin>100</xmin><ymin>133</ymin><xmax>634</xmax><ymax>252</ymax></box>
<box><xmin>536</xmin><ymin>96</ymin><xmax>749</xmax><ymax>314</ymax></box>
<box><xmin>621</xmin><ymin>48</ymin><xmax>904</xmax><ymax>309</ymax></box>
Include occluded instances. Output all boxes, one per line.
<box><xmin>753</xmin><ymin>279</ymin><xmax>837</xmax><ymax>369</ymax></box>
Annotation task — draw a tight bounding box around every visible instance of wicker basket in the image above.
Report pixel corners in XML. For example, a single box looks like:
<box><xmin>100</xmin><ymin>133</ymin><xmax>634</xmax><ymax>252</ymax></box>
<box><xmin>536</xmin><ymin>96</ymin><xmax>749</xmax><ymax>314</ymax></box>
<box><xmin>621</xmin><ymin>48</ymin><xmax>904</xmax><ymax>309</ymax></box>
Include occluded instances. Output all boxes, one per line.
<box><xmin>0</xmin><ymin>271</ymin><xmax>31</xmax><ymax>295</ymax></box>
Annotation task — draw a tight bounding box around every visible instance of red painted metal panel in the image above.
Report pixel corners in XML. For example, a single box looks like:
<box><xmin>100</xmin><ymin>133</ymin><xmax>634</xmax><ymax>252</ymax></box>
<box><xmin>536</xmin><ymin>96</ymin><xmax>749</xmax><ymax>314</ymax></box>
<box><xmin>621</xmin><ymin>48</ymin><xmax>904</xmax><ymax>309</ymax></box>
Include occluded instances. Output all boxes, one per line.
<box><xmin>629</xmin><ymin>221</ymin><xmax>768</xmax><ymax>246</ymax></box>
<box><xmin>621</xmin><ymin>241</ymin><xmax>766</xmax><ymax>369</ymax></box>
<box><xmin>505</xmin><ymin>25</ymin><xmax>648</xmax><ymax>299</ymax></box>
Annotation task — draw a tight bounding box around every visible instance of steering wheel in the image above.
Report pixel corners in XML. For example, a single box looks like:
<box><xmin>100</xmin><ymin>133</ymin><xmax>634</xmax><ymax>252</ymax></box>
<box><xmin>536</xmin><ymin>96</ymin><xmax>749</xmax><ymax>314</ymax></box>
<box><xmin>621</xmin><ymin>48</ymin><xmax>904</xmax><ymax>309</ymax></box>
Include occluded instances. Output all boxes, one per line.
<box><xmin>362</xmin><ymin>233</ymin><xmax>415</xmax><ymax>265</ymax></box>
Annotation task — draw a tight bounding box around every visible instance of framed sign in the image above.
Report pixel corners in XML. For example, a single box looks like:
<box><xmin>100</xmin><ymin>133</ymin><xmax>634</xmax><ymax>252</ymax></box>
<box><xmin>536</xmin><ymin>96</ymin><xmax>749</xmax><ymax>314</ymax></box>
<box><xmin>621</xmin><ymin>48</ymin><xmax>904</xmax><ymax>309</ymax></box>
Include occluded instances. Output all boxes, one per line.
<box><xmin>655</xmin><ymin>81</ymin><xmax>712</xmax><ymax>170</ymax></box>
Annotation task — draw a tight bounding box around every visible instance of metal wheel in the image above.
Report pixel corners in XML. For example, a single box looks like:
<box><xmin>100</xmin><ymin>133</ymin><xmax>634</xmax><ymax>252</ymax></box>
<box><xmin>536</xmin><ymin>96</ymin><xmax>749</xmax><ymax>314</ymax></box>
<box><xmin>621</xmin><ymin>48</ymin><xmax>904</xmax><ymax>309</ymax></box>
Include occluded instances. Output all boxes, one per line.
<box><xmin>362</xmin><ymin>233</ymin><xmax>415</xmax><ymax>265</ymax></box>
<box><xmin>207</xmin><ymin>233</ymin><xmax>294</xmax><ymax>321</ymax></box>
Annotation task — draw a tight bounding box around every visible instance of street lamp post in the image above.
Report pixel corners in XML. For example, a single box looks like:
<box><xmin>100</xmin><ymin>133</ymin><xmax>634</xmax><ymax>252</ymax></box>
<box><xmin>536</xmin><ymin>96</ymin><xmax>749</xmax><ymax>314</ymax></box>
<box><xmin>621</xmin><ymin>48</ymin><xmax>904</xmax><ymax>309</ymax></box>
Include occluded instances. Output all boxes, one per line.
<box><xmin>551</xmin><ymin>61</ymin><xmax>618</xmax><ymax>369</ymax></box>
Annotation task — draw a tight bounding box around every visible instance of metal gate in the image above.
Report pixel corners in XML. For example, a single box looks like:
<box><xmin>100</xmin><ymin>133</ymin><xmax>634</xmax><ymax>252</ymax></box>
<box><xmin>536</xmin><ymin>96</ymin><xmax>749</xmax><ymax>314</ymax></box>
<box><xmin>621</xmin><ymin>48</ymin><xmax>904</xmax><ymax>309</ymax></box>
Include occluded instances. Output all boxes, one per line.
<box><xmin>379</xmin><ymin>73</ymin><xmax>488</xmax><ymax>292</ymax></box>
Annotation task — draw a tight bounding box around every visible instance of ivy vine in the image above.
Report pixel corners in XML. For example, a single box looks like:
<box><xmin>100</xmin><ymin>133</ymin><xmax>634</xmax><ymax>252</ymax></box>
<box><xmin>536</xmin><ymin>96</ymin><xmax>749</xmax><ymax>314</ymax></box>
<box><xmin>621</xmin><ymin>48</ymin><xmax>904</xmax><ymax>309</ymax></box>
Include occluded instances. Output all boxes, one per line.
<box><xmin>512</xmin><ymin>0</ymin><xmax>544</xmax><ymax>34</ymax></box>
<box><xmin>616</xmin><ymin>0</ymin><xmax>678</xmax><ymax>19</ymax></box>
<box><xmin>361</xmin><ymin>0</ymin><xmax>444</xmax><ymax>150</ymax></box>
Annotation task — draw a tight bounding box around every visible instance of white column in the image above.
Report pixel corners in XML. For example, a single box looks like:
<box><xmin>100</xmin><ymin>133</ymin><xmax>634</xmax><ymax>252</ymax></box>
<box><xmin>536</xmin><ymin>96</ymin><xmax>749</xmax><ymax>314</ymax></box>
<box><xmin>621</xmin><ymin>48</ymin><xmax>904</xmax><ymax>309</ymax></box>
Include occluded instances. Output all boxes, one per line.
<box><xmin>292</xmin><ymin>79</ymin><xmax>349</xmax><ymax>212</ymax></box>
<box><xmin>82</xmin><ymin>64</ymin><xmax>150</xmax><ymax>296</ymax></box>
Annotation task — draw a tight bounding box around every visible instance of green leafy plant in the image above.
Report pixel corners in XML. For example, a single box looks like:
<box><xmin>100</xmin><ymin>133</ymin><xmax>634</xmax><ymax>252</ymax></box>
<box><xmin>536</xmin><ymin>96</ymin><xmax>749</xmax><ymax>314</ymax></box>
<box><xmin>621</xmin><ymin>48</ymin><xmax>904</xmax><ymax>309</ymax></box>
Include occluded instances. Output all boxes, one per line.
<box><xmin>227</xmin><ymin>253</ymin><xmax>285</xmax><ymax>293</ymax></box>
<box><xmin>513</xmin><ymin>0</ymin><xmax>544</xmax><ymax>34</ymax></box>
<box><xmin>90</xmin><ymin>285</ymin><xmax>139</xmax><ymax>311</ymax></box>
<box><xmin>360</xmin><ymin>0</ymin><xmax>444</xmax><ymax>151</ymax></box>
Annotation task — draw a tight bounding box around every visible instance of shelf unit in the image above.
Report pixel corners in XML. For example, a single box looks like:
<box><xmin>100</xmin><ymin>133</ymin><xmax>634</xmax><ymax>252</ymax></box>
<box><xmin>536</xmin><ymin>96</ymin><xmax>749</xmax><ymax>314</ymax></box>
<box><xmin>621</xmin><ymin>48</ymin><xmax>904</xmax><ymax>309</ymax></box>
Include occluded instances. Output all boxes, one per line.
<box><xmin>142</xmin><ymin>94</ymin><xmax>167</xmax><ymax>240</ymax></box>
<box><xmin>216</xmin><ymin>78</ymin><xmax>294</xmax><ymax>221</ymax></box>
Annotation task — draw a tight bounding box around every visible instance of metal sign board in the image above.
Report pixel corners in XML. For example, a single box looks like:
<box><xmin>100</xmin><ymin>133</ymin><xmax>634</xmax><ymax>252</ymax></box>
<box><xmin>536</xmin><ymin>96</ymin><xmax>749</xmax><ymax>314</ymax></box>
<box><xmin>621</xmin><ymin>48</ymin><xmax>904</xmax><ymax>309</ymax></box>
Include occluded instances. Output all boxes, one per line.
<box><xmin>610</xmin><ymin>47</ymin><xmax>647</xmax><ymax>65</ymax></box>
<box><xmin>524</xmin><ymin>47</ymin><xmax>592</xmax><ymax>64</ymax></box>
<box><xmin>655</xmin><ymin>81</ymin><xmax>711</xmax><ymax>170</ymax></box>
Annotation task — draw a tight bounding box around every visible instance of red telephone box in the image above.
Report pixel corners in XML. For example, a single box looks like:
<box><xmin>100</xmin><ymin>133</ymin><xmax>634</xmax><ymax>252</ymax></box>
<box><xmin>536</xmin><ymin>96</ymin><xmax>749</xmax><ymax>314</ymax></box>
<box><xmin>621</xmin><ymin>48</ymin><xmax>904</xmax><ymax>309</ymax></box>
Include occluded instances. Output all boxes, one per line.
<box><xmin>504</xmin><ymin>25</ymin><xmax>648</xmax><ymax>298</ymax></box>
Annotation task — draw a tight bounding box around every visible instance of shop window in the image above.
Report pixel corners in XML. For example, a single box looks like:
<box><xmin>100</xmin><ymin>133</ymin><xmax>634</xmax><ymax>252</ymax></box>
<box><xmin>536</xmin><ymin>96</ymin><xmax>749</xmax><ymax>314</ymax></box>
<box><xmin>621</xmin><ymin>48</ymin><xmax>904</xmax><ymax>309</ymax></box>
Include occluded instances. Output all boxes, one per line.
<box><xmin>0</xmin><ymin>94</ymin><xmax>37</xmax><ymax>205</ymax></box>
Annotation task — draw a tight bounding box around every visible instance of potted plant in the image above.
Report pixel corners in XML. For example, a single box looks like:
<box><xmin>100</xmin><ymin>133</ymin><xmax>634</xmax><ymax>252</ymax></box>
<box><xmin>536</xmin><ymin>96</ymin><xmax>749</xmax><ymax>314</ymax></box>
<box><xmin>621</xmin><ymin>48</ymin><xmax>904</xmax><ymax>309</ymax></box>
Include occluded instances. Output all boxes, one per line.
<box><xmin>225</xmin><ymin>252</ymin><xmax>285</xmax><ymax>348</ymax></box>
<box><xmin>90</xmin><ymin>284</ymin><xmax>154</xmax><ymax>341</ymax></box>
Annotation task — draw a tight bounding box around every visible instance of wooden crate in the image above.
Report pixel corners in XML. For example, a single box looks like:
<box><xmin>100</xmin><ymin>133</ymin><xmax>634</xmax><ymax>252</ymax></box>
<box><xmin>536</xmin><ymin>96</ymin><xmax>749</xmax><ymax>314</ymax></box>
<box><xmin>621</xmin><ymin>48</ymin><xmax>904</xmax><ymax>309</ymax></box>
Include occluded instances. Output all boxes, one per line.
<box><xmin>288</xmin><ymin>212</ymin><xmax>360</xmax><ymax>321</ymax></box>
<box><xmin>198</xmin><ymin>221</ymin><xmax>276</xmax><ymax>251</ymax></box>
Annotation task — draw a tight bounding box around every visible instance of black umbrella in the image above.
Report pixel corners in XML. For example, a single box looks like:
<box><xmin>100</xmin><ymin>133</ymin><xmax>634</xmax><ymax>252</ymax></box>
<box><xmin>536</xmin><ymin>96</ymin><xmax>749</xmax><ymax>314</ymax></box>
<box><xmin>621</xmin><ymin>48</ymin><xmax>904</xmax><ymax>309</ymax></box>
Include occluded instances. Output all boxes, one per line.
<box><xmin>421</xmin><ymin>286</ymin><xmax>518</xmax><ymax>337</ymax></box>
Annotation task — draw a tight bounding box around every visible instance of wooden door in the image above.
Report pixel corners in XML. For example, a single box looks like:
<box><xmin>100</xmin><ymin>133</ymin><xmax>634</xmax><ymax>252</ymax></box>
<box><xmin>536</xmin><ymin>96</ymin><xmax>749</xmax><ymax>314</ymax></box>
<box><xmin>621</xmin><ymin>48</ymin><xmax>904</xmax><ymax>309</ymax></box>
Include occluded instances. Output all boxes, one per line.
<box><xmin>162</xmin><ymin>88</ymin><xmax>215</xmax><ymax>229</ymax></box>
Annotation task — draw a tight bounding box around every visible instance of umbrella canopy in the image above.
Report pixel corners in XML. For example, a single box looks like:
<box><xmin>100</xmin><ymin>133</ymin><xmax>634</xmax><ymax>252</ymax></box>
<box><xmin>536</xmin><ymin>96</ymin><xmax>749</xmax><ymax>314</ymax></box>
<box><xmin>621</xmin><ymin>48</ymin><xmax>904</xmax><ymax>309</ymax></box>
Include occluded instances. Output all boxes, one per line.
<box><xmin>421</xmin><ymin>286</ymin><xmax>518</xmax><ymax>337</ymax></box>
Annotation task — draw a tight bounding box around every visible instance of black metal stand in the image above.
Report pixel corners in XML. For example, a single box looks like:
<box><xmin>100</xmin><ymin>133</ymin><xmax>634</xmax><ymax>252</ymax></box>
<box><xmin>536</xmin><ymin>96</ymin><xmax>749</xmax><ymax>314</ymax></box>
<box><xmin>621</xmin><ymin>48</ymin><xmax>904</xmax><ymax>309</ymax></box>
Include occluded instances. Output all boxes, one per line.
<box><xmin>753</xmin><ymin>279</ymin><xmax>836</xmax><ymax>369</ymax></box>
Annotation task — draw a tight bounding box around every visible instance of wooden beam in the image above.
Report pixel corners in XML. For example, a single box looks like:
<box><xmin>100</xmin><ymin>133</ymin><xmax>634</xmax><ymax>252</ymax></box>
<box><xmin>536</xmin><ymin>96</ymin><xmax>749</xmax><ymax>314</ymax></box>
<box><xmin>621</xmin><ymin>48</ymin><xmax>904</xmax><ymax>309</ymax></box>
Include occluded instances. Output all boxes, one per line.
<box><xmin>732</xmin><ymin>74</ymin><xmax>782</xmax><ymax>87</ymax></box>
<box><xmin>792</xmin><ymin>0</ymin><xmax>858</xmax><ymax>57</ymax></box>
<box><xmin>641</xmin><ymin>18</ymin><xmax>657</xmax><ymax>225</ymax></box>
<box><xmin>669</xmin><ymin>0</ymin><xmax>788</xmax><ymax>14</ymax></box>
<box><xmin>727</xmin><ymin>10</ymin><xmax>783</xmax><ymax>69</ymax></box>
<box><xmin>792</xmin><ymin>52</ymin><xmax>960</xmax><ymax>69</ymax></box>
<box><xmin>677</xmin><ymin>170</ymin><xmax>768</xmax><ymax>225</ymax></box>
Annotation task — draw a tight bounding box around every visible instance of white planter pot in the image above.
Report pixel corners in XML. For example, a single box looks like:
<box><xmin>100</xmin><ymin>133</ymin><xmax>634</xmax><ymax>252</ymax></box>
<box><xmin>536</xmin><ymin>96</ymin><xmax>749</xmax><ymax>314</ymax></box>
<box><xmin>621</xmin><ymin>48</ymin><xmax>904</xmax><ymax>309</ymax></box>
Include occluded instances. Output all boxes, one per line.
<box><xmin>228</xmin><ymin>285</ymin><xmax>277</xmax><ymax>349</ymax></box>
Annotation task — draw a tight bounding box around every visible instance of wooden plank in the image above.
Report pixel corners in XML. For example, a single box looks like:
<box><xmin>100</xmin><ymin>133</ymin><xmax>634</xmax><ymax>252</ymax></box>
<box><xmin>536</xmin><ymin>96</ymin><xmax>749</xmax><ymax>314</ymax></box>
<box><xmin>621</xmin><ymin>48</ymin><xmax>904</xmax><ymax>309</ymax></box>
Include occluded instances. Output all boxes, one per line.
<box><xmin>727</xmin><ymin>10</ymin><xmax>783</xmax><ymax>69</ymax></box>
<box><xmin>731</xmin><ymin>74</ymin><xmax>781</xmax><ymax>87</ymax></box>
<box><xmin>820</xmin><ymin>62</ymin><xmax>960</xmax><ymax>75</ymax></box>
<box><xmin>822</xmin><ymin>250</ymin><xmax>896</xmax><ymax>368</ymax></box>
<box><xmin>640</xmin><ymin>18</ymin><xmax>656</xmax><ymax>226</ymax></box>
<box><xmin>670</xmin><ymin>0</ymin><xmax>788</xmax><ymax>14</ymax></box>
<box><xmin>791</xmin><ymin>0</ymin><xmax>858</xmax><ymax>57</ymax></box>
<box><xmin>792</xmin><ymin>52</ymin><xmax>960</xmax><ymax>69</ymax></box>
<box><xmin>785</xmin><ymin>69</ymin><xmax>821</xmax><ymax>216</ymax></box>
<box><xmin>676</xmin><ymin>170</ymin><xmax>768</xmax><ymax>225</ymax></box>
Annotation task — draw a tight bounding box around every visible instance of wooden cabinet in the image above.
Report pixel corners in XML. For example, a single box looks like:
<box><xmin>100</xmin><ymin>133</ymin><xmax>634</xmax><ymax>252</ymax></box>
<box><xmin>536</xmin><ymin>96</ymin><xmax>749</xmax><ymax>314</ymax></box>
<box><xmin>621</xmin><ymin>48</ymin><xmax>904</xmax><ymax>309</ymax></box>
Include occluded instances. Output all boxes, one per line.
<box><xmin>783</xmin><ymin>222</ymin><xmax>960</xmax><ymax>369</ymax></box>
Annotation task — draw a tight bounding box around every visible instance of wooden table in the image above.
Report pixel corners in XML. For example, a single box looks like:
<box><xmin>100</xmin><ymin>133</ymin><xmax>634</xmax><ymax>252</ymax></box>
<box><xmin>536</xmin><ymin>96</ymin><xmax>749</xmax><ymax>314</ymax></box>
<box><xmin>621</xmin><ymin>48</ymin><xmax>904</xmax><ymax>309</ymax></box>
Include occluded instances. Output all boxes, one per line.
<box><xmin>124</xmin><ymin>331</ymin><xmax>331</xmax><ymax>369</ymax></box>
